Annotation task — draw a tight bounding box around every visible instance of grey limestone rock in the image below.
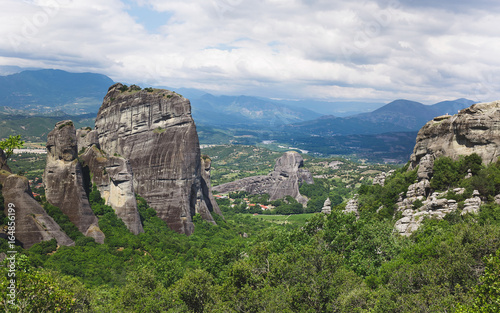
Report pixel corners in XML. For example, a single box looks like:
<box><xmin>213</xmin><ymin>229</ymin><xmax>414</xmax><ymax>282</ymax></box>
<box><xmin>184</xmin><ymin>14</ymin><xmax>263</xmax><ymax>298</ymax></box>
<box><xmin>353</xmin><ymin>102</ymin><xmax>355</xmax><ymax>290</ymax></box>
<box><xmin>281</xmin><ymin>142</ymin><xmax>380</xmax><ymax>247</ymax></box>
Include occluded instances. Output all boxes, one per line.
<box><xmin>94</xmin><ymin>83</ymin><xmax>218</xmax><ymax>235</ymax></box>
<box><xmin>321</xmin><ymin>198</ymin><xmax>331</xmax><ymax>214</ymax></box>
<box><xmin>212</xmin><ymin>151</ymin><xmax>314</xmax><ymax>205</ymax></box>
<box><xmin>461</xmin><ymin>192</ymin><xmax>482</xmax><ymax>215</ymax></box>
<box><xmin>2</xmin><ymin>173</ymin><xmax>74</xmax><ymax>248</ymax></box>
<box><xmin>80</xmin><ymin>145</ymin><xmax>144</xmax><ymax>235</ymax></box>
<box><xmin>43</xmin><ymin>120</ymin><xmax>104</xmax><ymax>243</ymax></box>
<box><xmin>343</xmin><ymin>196</ymin><xmax>359</xmax><ymax>218</ymax></box>
<box><xmin>410</xmin><ymin>101</ymin><xmax>500</xmax><ymax>173</ymax></box>
<box><xmin>76</xmin><ymin>128</ymin><xmax>99</xmax><ymax>151</ymax></box>
<box><xmin>372</xmin><ymin>170</ymin><xmax>395</xmax><ymax>186</ymax></box>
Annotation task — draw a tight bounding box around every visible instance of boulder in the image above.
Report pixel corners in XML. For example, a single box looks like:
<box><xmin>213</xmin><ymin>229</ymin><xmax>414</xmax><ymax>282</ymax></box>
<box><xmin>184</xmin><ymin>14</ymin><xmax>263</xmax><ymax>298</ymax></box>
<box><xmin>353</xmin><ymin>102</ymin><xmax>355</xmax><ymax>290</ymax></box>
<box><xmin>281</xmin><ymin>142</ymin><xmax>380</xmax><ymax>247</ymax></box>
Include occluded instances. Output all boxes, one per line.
<box><xmin>343</xmin><ymin>196</ymin><xmax>359</xmax><ymax>218</ymax></box>
<box><xmin>321</xmin><ymin>198</ymin><xmax>331</xmax><ymax>214</ymax></box>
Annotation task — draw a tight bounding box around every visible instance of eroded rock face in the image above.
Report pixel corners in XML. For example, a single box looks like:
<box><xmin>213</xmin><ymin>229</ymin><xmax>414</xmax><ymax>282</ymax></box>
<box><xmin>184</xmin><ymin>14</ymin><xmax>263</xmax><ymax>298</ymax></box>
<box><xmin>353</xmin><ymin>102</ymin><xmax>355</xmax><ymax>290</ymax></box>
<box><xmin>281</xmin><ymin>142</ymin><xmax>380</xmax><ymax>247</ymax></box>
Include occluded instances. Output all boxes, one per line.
<box><xmin>212</xmin><ymin>151</ymin><xmax>314</xmax><ymax>205</ymax></box>
<box><xmin>321</xmin><ymin>198</ymin><xmax>332</xmax><ymax>214</ymax></box>
<box><xmin>394</xmin><ymin>188</ymin><xmax>481</xmax><ymax>236</ymax></box>
<box><xmin>94</xmin><ymin>84</ymin><xmax>218</xmax><ymax>235</ymax></box>
<box><xmin>373</xmin><ymin>170</ymin><xmax>395</xmax><ymax>186</ymax></box>
<box><xmin>43</xmin><ymin>120</ymin><xmax>104</xmax><ymax>243</ymax></box>
<box><xmin>80</xmin><ymin>144</ymin><xmax>143</xmax><ymax>235</ymax></box>
<box><xmin>343</xmin><ymin>196</ymin><xmax>359</xmax><ymax>218</ymax></box>
<box><xmin>2</xmin><ymin>173</ymin><xmax>74</xmax><ymax>249</ymax></box>
<box><xmin>391</xmin><ymin>101</ymin><xmax>500</xmax><ymax>235</ymax></box>
<box><xmin>200</xmin><ymin>156</ymin><xmax>223</xmax><ymax>218</ymax></box>
<box><xmin>410</xmin><ymin>101</ymin><xmax>500</xmax><ymax>174</ymax></box>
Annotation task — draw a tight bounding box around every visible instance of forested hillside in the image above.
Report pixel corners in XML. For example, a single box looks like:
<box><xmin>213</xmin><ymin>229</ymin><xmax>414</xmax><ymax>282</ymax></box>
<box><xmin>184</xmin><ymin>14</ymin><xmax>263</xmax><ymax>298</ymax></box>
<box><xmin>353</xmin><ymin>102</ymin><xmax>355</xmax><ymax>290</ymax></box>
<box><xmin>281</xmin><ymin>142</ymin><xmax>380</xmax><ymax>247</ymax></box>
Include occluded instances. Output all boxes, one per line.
<box><xmin>1</xmin><ymin>148</ymin><xmax>500</xmax><ymax>312</ymax></box>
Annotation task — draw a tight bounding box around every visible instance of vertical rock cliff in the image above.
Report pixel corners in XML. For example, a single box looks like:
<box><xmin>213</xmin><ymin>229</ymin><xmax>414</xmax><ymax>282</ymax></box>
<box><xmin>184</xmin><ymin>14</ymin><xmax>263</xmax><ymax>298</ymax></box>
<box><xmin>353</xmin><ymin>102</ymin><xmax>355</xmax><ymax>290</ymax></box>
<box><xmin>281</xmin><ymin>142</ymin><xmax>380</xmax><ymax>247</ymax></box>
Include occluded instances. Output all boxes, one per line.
<box><xmin>43</xmin><ymin>120</ymin><xmax>105</xmax><ymax>243</ymax></box>
<box><xmin>94</xmin><ymin>84</ymin><xmax>219</xmax><ymax>235</ymax></box>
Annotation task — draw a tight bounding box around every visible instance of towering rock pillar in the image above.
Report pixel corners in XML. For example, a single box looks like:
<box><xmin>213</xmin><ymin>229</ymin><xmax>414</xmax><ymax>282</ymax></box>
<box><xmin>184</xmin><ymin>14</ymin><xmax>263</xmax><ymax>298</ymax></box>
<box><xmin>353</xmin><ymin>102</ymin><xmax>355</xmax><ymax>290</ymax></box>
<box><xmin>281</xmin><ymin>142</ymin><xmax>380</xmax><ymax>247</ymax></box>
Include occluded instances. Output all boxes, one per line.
<box><xmin>94</xmin><ymin>84</ymin><xmax>219</xmax><ymax>235</ymax></box>
<box><xmin>43</xmin><ymin>120</ymin><xmax>104</xmax><ymax>243</ymax></box>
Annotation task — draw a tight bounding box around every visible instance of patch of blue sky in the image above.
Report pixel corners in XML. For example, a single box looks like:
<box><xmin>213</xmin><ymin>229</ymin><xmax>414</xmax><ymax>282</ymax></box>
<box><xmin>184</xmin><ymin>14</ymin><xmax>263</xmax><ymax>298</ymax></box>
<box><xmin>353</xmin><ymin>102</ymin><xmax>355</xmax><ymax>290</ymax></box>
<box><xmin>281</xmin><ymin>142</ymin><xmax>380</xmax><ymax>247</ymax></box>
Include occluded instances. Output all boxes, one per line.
<box><xmin>123</xmin><ymin>0</ymin><xmax>173</xmax><ymax>33</ymax></box>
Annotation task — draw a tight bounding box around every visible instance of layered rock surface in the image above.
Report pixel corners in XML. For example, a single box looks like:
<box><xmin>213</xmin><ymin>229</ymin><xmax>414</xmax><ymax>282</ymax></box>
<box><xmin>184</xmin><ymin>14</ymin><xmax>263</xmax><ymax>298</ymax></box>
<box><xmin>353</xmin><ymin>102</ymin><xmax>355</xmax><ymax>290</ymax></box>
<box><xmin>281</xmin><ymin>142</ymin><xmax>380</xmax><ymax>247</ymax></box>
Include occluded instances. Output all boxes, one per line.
<box><xmin>43</xmin><ymin>120</ymin><xmax>104</xmax><ymax>243</ymax></box>
<box><xmin>213</xmin><ymin>151</ymin><xmax>314</xmax><ymax>205</ymax></box>
<box><xmin>410</xmin><ymin>101</ymin><xmax>500</xmax><ymax>178</ymax></box>
<box><xmin>392</xmin><ymin>101</ymin><xmax>500</xmax><ymax>235</ymax></box>
<box><xmin>1</xmin><ymin>158</ymin><xmax>74</xmax><ymax>249</ymax></box>
<box><xmin>80</xmin><ymin>144</ymin><xmax>143</xmax><ymax>235</ymax></box>
<box><xmin>94</xmin><ymin>84</ymin><xmax>219</xmax><ymax>235</ymax></box>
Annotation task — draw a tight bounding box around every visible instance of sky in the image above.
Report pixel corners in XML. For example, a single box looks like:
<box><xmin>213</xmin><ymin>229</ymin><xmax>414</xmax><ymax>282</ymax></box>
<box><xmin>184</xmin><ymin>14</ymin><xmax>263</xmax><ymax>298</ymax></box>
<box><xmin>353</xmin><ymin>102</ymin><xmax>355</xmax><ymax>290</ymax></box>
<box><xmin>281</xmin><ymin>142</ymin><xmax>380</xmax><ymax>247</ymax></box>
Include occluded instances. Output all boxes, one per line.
<box><xmin>2</xmin><ymin>0</ymin><xmax>500</xmax><ymax>104</ymax></box>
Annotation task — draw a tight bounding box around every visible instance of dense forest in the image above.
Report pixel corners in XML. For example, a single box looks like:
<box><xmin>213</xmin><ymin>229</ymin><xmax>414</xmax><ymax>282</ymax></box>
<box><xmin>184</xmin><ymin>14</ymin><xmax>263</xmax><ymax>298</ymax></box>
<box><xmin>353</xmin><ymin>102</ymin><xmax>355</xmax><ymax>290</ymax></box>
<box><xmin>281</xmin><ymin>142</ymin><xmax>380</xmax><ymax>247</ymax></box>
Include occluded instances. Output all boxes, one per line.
<box><xmin>1</xmin><ymin>153</ymin><xmax>500</xmax><ymax>312</ymax></box>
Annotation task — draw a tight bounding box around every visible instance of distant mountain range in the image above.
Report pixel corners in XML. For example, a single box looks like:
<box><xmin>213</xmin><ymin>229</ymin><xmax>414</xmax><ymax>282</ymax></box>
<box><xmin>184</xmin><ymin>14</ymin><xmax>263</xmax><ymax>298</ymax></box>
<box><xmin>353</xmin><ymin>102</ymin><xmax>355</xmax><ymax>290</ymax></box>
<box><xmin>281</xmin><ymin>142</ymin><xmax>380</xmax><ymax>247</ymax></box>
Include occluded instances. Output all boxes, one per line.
<box><xmin>0</xmin><ymin>69</ymin><xmax>114</xmax><ymax>114</ymax></box>
<box><xmin>0</xmin><ymin>69</ymin><xmax>479</xmax><ymax>161</ymax></box>
<box><xmin>284</xmin><ymin>98</ymin><xmax>476</xmax><ymax>137</ymax></box>
<box><xmin>190</xmin><ymin>94</ymin><xmax>321</xmax><ymax>128</ymax></box>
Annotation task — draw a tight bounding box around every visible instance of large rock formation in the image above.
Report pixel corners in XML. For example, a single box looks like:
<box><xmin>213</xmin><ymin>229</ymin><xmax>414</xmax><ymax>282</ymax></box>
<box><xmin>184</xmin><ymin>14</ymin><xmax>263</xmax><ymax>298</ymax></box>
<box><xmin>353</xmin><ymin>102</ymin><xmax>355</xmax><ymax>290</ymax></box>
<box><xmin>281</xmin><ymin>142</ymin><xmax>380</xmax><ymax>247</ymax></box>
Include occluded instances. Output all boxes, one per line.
<box><xmin>213</xmin><ymin>151</ymin><xmax>314</xmax><ymax>205</ymax></box>
<box><xmin>93</xmin><ymin>83</ymin><xmax>219</xmax><ymax>235</ymax></box>
<box><xmin>410</xmin><ymin>101</ymin><xmax>500</xmax><ymax>178</ymax></box>
<box><xmin>393</xmin><ymin>100</ymin><xmax>500</xmax><ymax>235</ymax></box>
<box><xmin>43</xmin><ymin>120</ymin><xmax>105</xmax><ymax>243</ymax></box>
<box><xmin>0</xmin><ymin>150</ymin><xmax>74</xmax><ymax>249</ymax></box>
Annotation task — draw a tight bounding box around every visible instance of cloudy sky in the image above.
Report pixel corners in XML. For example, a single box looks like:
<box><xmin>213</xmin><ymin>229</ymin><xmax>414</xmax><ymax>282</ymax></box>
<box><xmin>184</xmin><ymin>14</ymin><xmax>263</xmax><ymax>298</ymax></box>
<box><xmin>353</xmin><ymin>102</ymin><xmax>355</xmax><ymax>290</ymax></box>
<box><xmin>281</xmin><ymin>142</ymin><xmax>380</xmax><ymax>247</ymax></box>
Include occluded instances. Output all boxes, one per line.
<box><xmin>2</xmin><ymin>0</ymin><xmax>500</xmax><ymax>104</ymax></box>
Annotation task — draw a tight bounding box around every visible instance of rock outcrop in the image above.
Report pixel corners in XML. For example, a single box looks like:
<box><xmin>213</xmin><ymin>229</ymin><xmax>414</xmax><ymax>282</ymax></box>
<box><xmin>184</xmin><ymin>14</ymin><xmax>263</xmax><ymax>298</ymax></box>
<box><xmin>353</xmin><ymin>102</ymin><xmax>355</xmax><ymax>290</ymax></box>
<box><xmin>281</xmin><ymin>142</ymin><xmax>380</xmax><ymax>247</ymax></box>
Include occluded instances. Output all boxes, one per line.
<box><xmin>373</xmin><ymin>170</ymin><xmax>395</xmax><ymax>186</ymax></box>
<box><xmin>321</xmin><ymin>198</ymin><xmax>332</xmax><ymax>214</ymax></box>
<box><xmin>94</xmin><ymin>84</ymin><xmax>219</xmax><ymax>235</ymax></box>
<box><xmin>391</xmin><ymin>101</ymin><xmax>500</xmax><ymax>235</ymax></box>
<box><xmin>200</xmin><ymin>156</ymin><xmax>223</xmax><ymax>218</ymax></box>
<box><xmin>213</xmin><ymin>151</ymin><xmax>314</xmax><ymax>205</ymax></box>
<box><xmin>80</xmin><ymin>144</ymin><xmax>143</xmax><ymax>234</ymax></box>
<box><xmin>1</xmin><ymin>151</ymin><xmax>74</xmax><ymax>249</ymax></box>
<box><xmin>410</xmin><ymin>101</ymin><xmax>500</xmax><ymax>178</ymax></box>
<box><xmin>43</xmin><ymin>120</ymin><xmax>104</xmax><ymax>243</ymax></box>
<box><xmin>343</xmin><ymin>196</ymin><xmax>359</xmax><ymax>218</ymax></box>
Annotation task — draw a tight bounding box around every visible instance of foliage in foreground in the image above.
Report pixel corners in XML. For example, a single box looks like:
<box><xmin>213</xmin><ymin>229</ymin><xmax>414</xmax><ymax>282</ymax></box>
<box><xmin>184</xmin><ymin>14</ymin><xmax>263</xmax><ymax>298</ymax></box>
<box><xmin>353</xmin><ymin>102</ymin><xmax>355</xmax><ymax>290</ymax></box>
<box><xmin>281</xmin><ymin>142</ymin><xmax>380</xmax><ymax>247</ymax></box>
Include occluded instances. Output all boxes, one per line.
<box><xmin>2</xmin><ymin>155</ymin><xmax>500</xmax><ymax>311</ymax></box>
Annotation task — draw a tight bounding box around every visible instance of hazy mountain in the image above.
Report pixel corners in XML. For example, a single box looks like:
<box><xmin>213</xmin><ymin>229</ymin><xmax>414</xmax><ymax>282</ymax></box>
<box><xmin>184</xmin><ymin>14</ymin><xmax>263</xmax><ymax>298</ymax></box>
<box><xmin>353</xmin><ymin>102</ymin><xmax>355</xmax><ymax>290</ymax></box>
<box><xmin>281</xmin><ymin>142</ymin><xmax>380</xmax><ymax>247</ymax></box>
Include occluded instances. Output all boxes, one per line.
<box><xmin>0</xmin><ymin>111</ymin><xmax>95</xmax><ymax>142</ymax></box>
<box><xmin>355</xmin><ymin>98</ymin><xmax>475</xmax><ymax>131</ymax></box>
<box><xmin>190</xmin><ymin>94</ymin><xmax>321</xmax><ymax>128</ymax></box>
<box><xmin>0</xmin><ymin>69</ymin><xmax>114</xmax><ymax>114</ymax></box>
<box><xmin>274</xmin><ymin>99</ymin><xmax>386</xmax><ymax>117</ymax></box>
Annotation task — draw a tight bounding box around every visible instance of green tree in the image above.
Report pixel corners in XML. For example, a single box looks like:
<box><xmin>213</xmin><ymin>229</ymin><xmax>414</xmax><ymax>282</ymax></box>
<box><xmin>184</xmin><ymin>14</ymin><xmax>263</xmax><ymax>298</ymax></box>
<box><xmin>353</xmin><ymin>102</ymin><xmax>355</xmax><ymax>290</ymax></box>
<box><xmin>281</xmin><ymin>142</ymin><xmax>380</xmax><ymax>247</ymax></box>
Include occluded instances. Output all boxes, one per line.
<box><xmin>0</xmin><ymin>135</ymin><xmax>24</xmax><ymax>168</ymax></box>
<box><xmin>456</xmin><ymin>249</ymin><xmax>500</xmax><ymax>313</ymax></box>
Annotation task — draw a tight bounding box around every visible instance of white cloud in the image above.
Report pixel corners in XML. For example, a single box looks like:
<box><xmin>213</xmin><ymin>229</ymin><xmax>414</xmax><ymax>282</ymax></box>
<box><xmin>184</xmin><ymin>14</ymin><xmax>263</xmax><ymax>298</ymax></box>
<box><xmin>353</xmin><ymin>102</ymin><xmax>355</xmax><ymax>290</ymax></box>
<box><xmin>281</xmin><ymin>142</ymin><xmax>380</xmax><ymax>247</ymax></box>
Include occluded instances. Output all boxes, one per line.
<box><xmin>1</xmin><ymin>0</ymin><xmax>500</xmax><ymax>103</ymax></box>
